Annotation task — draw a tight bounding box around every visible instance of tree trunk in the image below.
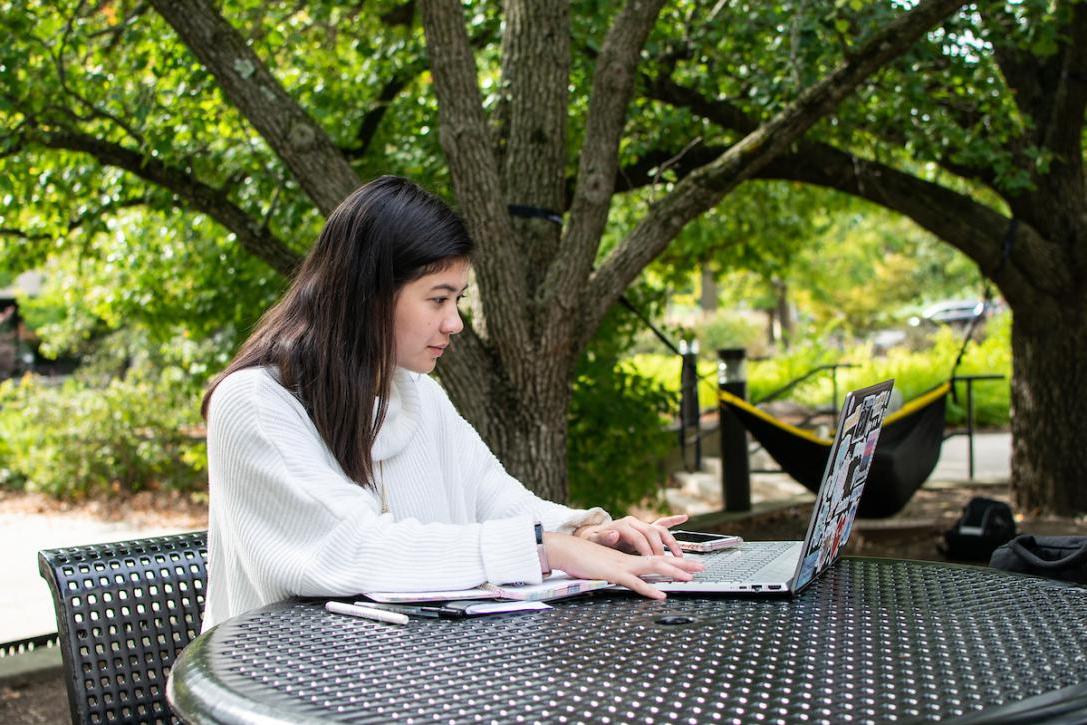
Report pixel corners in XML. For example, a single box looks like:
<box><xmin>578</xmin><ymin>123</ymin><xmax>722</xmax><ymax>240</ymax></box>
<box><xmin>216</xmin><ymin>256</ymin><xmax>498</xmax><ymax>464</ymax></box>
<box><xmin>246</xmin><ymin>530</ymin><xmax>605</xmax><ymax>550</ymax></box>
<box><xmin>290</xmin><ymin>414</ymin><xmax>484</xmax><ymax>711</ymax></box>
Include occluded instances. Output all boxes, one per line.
<box><xmin>486</xmin><ymin>395</ymin><xmax>570</xmax><ymax>503</ymax></box>
<box><xmin>1009</xmin><ymin>296</ymin><xmax>1087</xmax><ymax>515</ymax></box>
<box><xmin>439</xmin><ymin>345</ymin><xmax>572</xmax><ymax>502</ymax></box>
<box><xmin>773</xmin><ymin>278</ymin><xmax>792</xmax><ymax>348</ymax></box>
<box><xmin>700</xmin><ymin>265</ymin><xmax>718</xmax><ymax>314</ymax></box>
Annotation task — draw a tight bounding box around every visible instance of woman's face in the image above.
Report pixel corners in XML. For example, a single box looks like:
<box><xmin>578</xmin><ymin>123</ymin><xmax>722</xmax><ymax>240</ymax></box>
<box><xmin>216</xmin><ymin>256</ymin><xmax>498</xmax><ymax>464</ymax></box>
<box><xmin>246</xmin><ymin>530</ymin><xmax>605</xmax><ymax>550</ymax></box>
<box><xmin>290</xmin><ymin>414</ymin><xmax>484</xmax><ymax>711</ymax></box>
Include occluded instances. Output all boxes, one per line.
<box><xmin>393</xmin><ymin>259</ymin><xmax>470</xmax><ymax>374</ymax></box>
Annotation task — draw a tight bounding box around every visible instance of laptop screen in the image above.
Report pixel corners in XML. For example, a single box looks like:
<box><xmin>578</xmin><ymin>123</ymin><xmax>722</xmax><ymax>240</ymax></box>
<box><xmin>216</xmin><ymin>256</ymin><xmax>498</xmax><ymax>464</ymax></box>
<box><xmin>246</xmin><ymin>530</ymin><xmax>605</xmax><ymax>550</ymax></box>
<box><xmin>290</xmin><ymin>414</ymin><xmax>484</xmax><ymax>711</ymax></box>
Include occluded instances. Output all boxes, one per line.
<box><xmin>792</xmin><ymin>380</ymin><xmax>894</xmax><ymax>592</ymax></box>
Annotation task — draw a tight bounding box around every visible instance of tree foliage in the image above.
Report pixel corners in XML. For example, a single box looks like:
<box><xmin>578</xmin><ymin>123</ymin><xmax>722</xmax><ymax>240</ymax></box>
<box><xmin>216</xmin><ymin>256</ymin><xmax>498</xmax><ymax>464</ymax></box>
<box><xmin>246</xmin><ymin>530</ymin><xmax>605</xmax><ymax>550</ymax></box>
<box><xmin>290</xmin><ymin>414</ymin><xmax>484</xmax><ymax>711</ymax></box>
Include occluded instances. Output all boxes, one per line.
<box><xmin>0</xmin><ymin>0</ymin><xmax>968</xmax><ymax>505</ymax></box>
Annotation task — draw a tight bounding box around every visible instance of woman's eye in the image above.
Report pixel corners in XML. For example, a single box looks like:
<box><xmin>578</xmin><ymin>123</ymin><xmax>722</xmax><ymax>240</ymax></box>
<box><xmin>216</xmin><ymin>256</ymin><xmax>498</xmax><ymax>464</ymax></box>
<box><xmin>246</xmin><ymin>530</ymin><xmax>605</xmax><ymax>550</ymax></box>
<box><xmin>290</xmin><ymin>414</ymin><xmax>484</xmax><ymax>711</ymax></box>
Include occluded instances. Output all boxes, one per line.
<box><xmin>431</xmin><ymin>297</ymin><xmax>448</xmax><ymax>305</ymax></box>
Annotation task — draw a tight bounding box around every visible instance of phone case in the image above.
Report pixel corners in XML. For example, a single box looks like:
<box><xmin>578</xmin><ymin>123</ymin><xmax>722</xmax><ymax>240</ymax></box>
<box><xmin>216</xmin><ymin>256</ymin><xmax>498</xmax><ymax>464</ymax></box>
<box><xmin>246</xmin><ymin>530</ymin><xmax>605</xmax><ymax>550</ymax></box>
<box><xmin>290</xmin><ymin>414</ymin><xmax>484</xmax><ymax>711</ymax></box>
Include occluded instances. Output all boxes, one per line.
<box><xmin>677</xmin><ymin>536</ymin><xmax>743</xmax><ymax>553</ymax></box>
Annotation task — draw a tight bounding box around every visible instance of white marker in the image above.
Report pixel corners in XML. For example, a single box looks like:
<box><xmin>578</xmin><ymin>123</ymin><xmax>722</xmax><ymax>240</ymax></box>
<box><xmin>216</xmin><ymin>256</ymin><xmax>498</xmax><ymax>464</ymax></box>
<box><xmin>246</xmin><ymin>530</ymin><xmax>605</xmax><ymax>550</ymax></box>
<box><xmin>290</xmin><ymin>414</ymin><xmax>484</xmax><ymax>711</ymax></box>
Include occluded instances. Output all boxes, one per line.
<box><xmin>325</xmin><ymin>600</ymin><xmax>409</xmax><ymax>625</ymax></box>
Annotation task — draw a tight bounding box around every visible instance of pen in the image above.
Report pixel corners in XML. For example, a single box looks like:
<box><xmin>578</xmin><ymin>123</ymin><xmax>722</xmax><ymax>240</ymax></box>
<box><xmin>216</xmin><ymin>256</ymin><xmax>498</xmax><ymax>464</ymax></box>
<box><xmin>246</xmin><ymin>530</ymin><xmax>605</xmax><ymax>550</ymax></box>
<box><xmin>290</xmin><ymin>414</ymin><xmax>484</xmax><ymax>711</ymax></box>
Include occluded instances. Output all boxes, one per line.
<box><xmin>356</xmin><ymin>601</ymin><xmax>468</xmax><ymax>619</ymax></box>
<box><xmin>325</xmin><ymin>600</ymin><xmax>410</xmax><ymax>625</ymax></box>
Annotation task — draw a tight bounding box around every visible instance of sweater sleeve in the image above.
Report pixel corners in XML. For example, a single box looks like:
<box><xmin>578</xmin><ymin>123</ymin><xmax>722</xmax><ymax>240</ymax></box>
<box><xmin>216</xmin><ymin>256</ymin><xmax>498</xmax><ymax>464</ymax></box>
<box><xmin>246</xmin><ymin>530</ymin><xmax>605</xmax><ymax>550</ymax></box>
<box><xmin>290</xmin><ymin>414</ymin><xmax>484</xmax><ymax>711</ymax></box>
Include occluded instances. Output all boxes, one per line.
<box><xmin>206</xmin><ymin>370</ymin><xmax>539</xmax><ymax>601</ymax></box>
<box><xmin>418</xmin><ymin>375</ymin><xmax>612</xmax><ymax>534</ymax></box>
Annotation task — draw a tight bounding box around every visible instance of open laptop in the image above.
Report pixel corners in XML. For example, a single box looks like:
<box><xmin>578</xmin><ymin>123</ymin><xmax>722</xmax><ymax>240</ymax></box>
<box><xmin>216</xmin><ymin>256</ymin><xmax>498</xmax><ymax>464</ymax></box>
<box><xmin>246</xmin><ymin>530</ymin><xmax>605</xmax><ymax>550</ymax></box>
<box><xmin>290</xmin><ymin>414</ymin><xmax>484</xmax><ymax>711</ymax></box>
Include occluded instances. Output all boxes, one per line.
<box><xmin>653</xmin><ymin>379</ymin><xmax>895</xmax><ymax>596</ymax></box>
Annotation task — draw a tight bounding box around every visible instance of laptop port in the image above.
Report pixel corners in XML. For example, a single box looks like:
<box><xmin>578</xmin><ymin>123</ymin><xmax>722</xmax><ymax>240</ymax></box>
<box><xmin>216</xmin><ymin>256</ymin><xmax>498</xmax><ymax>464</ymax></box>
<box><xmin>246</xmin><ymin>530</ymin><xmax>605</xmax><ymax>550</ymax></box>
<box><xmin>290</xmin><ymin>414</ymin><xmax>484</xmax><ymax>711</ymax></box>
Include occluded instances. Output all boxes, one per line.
<box><xmin>768</xmin><ymin>585</ymin><xmax>783</xmax><ymax>590</ymax></box>
<box><xmin>751</xmin><ymin>585</ymin><xmax>762</xmax><ymax>591</ymax></box>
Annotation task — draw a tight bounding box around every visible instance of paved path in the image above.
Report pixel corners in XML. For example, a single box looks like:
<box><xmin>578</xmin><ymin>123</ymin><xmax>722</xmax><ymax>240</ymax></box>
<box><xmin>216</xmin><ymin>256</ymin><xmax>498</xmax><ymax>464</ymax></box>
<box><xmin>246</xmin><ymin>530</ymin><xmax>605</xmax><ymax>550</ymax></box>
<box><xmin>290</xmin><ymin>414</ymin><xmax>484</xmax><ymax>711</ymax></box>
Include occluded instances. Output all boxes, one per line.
<box><xmin>931</xmin><ymin>431</ymin><xmax>1010</xmax><ymax>482</ymax></box>
<box><xmin>1</xmin><ymin>515</ymin><xmax>200</xmax><ymax>643</ymax></box>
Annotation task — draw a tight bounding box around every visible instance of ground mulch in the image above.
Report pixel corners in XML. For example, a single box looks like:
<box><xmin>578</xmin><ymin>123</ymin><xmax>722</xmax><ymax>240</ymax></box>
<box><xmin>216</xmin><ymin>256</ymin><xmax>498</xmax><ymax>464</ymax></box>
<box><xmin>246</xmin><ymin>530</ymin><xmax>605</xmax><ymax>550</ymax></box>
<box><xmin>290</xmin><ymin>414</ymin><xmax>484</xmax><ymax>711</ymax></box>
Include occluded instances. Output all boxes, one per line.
<box><xmin>0</xmin><ymin>488</ymin><xmax>209</xmax><ymax>529</ymax></box>
<box><xmin>0</xmin><ymin>669</ymin><xmax>67</xmax><ymax>724</ymax></box>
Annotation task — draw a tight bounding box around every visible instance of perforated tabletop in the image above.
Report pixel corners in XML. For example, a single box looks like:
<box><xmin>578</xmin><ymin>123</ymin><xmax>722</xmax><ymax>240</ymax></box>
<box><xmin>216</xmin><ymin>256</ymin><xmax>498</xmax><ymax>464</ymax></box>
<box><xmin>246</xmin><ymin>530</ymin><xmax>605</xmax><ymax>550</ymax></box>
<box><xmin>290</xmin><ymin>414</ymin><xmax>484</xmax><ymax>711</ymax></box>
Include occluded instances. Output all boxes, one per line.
<box><xmin>168</xmin><ymin>558</ymin><xmax>1087</xmax><ymax>724</ymax></box>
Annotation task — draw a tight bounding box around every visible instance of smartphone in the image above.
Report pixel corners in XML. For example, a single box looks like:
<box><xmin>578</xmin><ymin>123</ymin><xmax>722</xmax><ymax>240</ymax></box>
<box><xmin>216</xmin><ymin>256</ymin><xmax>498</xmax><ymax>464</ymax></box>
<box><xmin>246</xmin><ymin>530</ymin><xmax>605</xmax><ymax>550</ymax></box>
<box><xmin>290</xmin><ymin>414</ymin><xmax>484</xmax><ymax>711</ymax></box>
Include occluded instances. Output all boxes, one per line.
<box><xmin>672</xmin><ymin>530</ymin><xmax>743</xmax><ymax>553</ymax></box>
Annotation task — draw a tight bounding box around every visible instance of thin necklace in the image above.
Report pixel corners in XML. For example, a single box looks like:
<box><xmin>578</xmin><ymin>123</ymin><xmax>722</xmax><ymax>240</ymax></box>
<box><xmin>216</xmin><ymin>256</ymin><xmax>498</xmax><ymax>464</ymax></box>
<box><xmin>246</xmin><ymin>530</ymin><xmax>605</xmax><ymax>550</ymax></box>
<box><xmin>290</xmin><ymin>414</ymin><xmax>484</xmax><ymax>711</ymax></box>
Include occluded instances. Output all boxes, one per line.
<box><xmin>378</xmin><ymin>461</ymin><xmax>390</xmax><ymax>515</ymax></box>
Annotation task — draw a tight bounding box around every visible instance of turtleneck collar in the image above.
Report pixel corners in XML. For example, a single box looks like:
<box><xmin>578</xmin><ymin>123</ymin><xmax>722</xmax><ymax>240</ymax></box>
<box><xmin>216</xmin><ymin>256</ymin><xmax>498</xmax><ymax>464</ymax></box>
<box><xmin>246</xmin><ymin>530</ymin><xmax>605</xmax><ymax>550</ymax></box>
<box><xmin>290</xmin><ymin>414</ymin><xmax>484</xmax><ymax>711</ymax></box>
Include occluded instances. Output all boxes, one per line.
<box><xmin>371</xmin><ymin>368</ymin><xmax>422</xmax><ymax>461</ymax></box>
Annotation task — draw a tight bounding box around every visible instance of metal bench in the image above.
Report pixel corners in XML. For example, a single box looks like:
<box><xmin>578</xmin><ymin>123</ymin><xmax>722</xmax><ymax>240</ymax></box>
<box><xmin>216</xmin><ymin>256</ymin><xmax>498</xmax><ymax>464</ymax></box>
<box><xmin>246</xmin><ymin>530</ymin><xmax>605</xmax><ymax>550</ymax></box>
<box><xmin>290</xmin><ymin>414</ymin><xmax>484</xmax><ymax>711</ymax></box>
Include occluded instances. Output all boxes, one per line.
<box><xmin>38</xmin><ymin>531</ymin><xmax>207</xmax><ymax>724</ymax></box>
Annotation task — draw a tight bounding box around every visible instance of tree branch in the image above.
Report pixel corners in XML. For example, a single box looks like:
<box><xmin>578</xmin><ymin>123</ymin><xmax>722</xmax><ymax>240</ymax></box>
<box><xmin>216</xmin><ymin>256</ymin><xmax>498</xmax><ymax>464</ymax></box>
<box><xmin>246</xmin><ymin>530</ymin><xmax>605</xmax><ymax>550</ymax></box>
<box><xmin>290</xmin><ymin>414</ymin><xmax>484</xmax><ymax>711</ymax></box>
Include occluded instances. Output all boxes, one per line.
<box><xmin>632</xmin><ymin>53</ymin><xmax>1069</xmax><ymax>310</ymax></box>
<box><xmin>611</xmin><ymin>141</ymin><xmax>725</xmax><ymax>196</ymax></box>
<box><xmin>0</xmin><ymin>227</ymin><xmax>51</xmax><ymax>242</ymax></box>
<box><xmin>87</xmin><ymin>1</ymin><xmax>150</xmax><ymax>51</ymax></box>
<box><xmin>546</xmin><ymin>0</ymin><xmax>668</xmax><ymax>308</ymax></box>
<box><xmin>344</xmin><ymin>62</ymin><xmax>426</xmax><ymax>159</ymax></box>
<box><xmin>148</xmin><ymin>0</ymin><xmax>359</xmax><ymax>215</ymax></box>
<box><xmin>644</xmin><ymin>71</ymin><xmax>999</xmax><ymax>189</ymax></box>
<box><xmin>608</xmin><ymin>140</ymin><xmax>1063</xmax><ymax>310</ymax></box>
<box><xmin>343</xmin><ymin>15</ymin><xmax>495</xmax><ymax>162</ymax></box>
<box><xmin>983</xmin><ymin>7</ymin><xmax>1046</xmax><ymax>127</ymax></box>
<box><xmin>755</xmin><ymin>146</ymin><xmax>1065</xmax><ymax>308</ymax></box>
<box><xmin>499</xmin><ymin>2</ymin><xmax>569</xmax><ymax>206</ymax></box>
<box><xmin>584</xmin><ymin>0</ymin><xmax>967</xmax><ymax>346</ymax></box>
<box><xmin>420</xmin><ymin>0</ymin><xmax>531</xmax><ymax>373</ymax></box>
<box><xmin>607</xmin><ymin>134</ymin><xmax>1058</xmax><ymax>306</ymax></box>
<box><xmin>341</xmin><ymin>2</ymin><xmax>431</xmax><ymax>160</ymax></box>
<box><xmin>31</xmin><ymin>127</ymin><xmax>301</xmax><ymax>276</ymax></box>
<box><xmin>979</xmin><ymin>3</ymin><xmax>1087</xmax><ymax>247</ymax></box>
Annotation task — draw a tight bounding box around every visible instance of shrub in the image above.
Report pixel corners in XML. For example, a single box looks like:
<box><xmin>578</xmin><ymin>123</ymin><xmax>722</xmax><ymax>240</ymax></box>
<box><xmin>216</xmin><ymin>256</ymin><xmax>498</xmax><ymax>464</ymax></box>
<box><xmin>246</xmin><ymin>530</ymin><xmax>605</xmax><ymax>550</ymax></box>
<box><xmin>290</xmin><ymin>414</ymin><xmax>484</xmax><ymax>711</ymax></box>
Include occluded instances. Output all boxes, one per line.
<box><xmin>693</xmin><ymin>310</ymin><xmax>767</xmax><ymax>358</ymax></box>
<box><xmin>0</xmin><ymin>418</ymin><xmax>26</xmax><ymax>490</ymax></box>
<box><xmin>567</xmin><ymin>290</ymin><xmax>678</xmax><ymax>513</ymax></box>
<box><xmin>567</xmin><ymin>363</ymin><xmax>676</xmax><ymax>513</ymax></box>
<box><xmin>0</xmin><ymin>369</ymin><xmax>206</xmax><ymax>498</ymax></box>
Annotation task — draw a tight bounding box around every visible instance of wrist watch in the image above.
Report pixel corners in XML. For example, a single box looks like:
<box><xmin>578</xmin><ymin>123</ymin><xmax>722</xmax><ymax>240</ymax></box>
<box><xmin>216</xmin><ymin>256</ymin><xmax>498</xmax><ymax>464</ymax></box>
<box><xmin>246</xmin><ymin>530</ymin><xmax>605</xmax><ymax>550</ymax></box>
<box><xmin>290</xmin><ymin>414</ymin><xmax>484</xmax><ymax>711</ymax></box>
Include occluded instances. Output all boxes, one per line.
<box><xmin>534</xmin><ymin>522</ymin><xmax>551</xmax><ymax>577</ymax></box>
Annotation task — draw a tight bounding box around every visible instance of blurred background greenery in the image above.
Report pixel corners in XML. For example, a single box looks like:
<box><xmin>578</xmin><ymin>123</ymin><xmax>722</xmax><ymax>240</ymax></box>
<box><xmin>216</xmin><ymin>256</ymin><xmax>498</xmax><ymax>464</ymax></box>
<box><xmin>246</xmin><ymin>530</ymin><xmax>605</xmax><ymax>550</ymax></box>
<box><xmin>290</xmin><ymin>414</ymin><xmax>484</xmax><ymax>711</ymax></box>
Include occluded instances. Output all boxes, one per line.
<box><xmin>0</xmin><ymin>0</ymin><xmax>1020</xmax><ymax>511</ymax></box>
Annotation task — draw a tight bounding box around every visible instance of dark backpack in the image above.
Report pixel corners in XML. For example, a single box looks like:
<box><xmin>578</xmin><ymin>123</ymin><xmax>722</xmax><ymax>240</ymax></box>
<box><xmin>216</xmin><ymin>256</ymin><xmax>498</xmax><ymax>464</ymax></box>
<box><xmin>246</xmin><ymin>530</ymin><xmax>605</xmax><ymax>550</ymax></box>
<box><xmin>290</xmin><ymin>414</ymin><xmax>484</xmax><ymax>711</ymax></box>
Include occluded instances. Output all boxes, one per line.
<box><xmin>990</xmin><ymin>535</ymin><xmax>1087</xmax><ymax>584</ymax></box>
<box><xmin>942</xmin><ymin>496</ymin><xmax>1017</xmax><ymax>562</ymax></box>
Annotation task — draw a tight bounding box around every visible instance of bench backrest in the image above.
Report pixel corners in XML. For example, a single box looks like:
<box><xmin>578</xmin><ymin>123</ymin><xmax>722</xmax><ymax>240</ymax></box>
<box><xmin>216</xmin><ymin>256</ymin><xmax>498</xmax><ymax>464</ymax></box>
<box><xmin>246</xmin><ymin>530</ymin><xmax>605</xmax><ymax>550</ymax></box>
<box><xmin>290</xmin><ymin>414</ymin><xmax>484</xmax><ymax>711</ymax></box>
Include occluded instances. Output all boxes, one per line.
<box><xmin>38</xmin><ymin>531</ymin><xmax>208</xmax><ymax>724</ymax></box>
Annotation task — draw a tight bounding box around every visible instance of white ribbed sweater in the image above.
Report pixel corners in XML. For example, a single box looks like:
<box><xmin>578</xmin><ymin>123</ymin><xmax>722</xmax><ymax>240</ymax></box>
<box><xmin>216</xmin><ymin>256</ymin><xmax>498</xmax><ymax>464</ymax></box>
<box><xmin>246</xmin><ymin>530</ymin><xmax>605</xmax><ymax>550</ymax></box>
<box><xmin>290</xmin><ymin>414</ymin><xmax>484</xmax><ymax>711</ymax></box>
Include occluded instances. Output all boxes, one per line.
<box><xmin>202</xmin><ymin>366</ymin><xmax>608</xmax><ymax>630</ymax></box>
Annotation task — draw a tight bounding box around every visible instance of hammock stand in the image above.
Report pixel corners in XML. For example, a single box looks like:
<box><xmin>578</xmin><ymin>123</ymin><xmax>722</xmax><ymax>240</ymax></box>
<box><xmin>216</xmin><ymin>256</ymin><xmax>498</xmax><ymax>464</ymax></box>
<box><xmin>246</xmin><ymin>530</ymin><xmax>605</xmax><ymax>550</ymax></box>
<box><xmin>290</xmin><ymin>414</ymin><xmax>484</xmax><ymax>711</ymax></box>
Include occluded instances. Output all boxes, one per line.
<box><xmin>710</xmin><ymin>277</ymin><xmax>1008</xmax><ymax>517</ymax></box>
<box><xmin>719</xmin><ymin>383</ymin><xmax>951</xmax><ymax>518</ymax></box>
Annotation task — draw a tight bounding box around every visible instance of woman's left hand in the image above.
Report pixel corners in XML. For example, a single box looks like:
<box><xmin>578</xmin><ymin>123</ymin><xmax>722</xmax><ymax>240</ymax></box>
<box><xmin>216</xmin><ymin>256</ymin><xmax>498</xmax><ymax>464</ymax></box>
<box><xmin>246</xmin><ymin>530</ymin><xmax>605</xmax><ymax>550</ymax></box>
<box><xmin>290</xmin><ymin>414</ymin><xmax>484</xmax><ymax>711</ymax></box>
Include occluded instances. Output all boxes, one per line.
<box><xmin>574</xmin><ymin>514</ymin><xmax>689</xmax><ymax>557</ymax></box>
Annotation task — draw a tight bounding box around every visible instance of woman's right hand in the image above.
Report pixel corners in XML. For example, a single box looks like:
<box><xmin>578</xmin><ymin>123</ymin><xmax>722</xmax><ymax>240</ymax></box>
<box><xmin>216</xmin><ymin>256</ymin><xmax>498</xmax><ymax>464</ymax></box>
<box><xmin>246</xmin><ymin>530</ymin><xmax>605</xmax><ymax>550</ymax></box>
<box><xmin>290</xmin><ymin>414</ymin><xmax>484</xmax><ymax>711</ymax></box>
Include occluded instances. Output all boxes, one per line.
<box><xmin>542</xmin><ymin>532</ymin><xmax>704</xmax><ymax>599</ymax></box>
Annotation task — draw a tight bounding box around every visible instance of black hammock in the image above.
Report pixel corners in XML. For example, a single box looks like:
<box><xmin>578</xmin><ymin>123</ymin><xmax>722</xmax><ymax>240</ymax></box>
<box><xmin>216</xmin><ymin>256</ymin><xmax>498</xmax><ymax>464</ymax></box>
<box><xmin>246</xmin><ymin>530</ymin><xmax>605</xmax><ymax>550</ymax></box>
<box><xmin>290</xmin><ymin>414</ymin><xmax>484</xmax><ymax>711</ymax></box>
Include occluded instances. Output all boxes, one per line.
<box><xmin>718</xmin><ymin>382</ymin><xmax>950</xmax><ymax>518</ymax></box>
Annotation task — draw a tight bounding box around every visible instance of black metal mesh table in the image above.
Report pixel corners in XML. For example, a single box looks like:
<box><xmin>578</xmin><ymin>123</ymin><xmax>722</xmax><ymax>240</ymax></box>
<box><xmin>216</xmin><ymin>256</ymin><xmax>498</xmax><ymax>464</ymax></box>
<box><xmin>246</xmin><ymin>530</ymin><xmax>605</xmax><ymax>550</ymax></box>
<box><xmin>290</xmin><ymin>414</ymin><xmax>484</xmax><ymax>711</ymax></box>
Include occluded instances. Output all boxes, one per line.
<box><xmin>167</xmin><ymin>558</ymin><xmax>1087</xmax><ymax>724</ymax></box>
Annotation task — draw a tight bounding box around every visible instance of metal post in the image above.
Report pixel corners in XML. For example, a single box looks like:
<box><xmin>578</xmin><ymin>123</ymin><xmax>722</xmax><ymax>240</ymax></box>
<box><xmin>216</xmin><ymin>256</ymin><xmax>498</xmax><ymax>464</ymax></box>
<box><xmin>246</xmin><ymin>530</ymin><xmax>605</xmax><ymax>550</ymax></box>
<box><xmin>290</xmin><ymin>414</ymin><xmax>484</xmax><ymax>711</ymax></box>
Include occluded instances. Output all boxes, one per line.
<box><xmin>679</xmin><ymin>340</ymin><xmax>701</xmax><ymax>471</ymax></box>
<box><xmin>718</xmin><ymin>348</ymin><xmax>750</xmax><ymax>512</ymax></box>
<box><xmin>831</xmin><ymin>365</ymin><xmax>840</xmax><ymax>418</ymax></box>
<box><xmin>677</xmin><ymin>340</ymin><xmax>688</xmax><ymax>453</ymax></box>
<box><xmin>966</xmin><ymin>379</ymin><xmax>976</xmax><ymax>481</ymax></box>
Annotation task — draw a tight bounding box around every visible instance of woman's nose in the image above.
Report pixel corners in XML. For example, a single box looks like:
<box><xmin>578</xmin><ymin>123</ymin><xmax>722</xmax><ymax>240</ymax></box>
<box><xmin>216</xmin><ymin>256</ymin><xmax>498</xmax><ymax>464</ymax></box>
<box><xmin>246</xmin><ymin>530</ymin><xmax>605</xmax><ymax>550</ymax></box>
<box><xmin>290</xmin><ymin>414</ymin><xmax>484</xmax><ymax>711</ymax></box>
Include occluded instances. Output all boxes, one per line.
<box><xmin>441</xmin><ymin>309</ymin><xmax>463</xmax><ymax>335</ymax></box>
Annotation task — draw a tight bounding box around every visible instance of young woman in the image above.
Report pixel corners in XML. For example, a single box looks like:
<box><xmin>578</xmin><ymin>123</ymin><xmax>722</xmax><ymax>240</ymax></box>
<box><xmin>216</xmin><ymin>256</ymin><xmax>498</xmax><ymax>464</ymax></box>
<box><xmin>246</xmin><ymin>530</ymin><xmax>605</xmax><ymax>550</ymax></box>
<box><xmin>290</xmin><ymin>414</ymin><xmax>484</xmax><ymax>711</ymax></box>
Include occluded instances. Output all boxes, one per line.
<box><xmin>200</xmin><ymin>176</ymin><xmax>702</xmax><ymax>629</ymax></box>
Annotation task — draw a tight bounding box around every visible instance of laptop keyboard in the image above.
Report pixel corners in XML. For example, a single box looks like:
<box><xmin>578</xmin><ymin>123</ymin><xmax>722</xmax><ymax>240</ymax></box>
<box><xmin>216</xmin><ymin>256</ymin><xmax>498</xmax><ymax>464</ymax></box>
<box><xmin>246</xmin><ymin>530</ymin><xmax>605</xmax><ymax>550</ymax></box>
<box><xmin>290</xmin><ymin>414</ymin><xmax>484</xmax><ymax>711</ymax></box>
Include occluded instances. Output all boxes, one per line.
<box><xmin>691</xmin><ymin>541</ymin><xmax>796</xmax><ymax>582</ymax></box>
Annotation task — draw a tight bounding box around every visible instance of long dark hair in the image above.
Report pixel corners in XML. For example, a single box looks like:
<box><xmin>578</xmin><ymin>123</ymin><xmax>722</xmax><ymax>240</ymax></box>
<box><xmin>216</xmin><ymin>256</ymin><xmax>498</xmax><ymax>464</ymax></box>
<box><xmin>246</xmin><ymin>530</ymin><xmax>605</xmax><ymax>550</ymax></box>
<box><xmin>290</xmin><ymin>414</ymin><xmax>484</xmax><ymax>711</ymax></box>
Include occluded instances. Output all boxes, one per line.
<box><xmin>202</xmin><ymin>176</ymin><xmax>473</xmax><ymax>487</ymax></box>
